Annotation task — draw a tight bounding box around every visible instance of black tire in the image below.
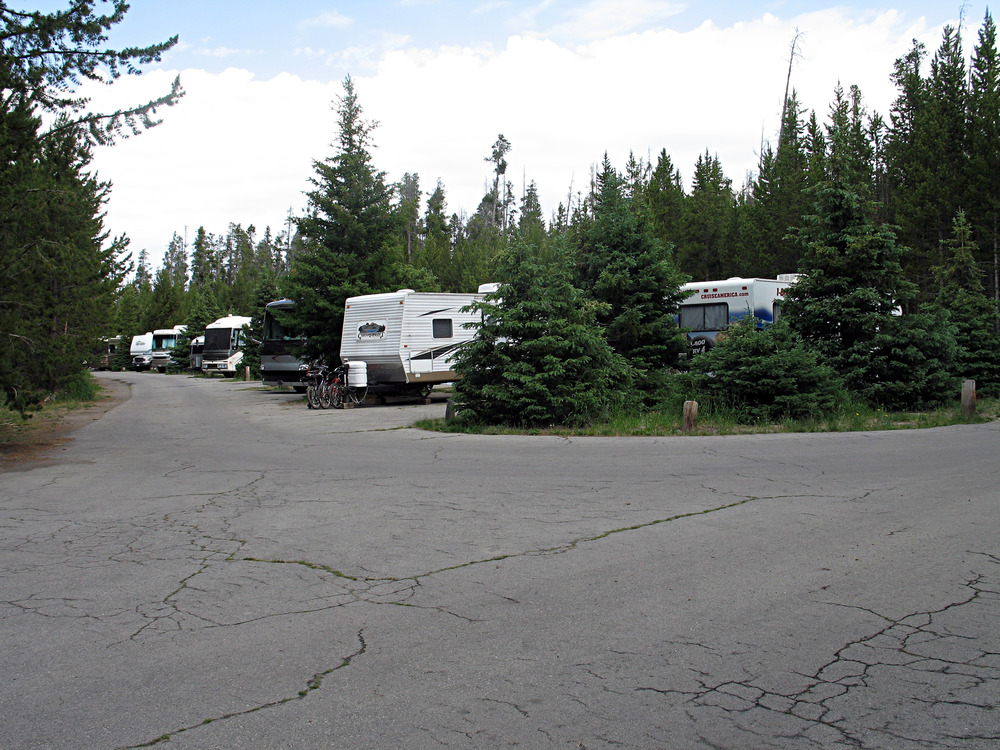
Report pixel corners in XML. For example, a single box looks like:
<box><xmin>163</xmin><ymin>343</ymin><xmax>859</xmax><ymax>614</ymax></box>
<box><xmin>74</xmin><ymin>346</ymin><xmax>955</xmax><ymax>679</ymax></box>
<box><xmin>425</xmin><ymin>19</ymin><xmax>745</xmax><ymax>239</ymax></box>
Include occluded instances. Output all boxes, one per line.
<box><xmin>306</xmin><ymin>383</ymin><xmax>321</xmax><ymax>409</ymax></box>
<box><xmin>319</xmin><ymin>380</ymin><xmax>332</xmax><ymax>409</ymax></box>
<box><xmin>332</xmin><ymin>379</ymin><xmax>345</xmax><ymax>409</ymax></box>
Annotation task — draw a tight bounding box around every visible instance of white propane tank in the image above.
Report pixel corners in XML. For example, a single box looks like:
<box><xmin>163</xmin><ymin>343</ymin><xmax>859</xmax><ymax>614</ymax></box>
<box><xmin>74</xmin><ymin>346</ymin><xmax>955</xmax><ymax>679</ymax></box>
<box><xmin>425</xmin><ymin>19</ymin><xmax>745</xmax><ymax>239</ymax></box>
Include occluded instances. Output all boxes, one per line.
<box><xmin>347</xmin><ymin>361</ymin><xmax>367</xmax><ymax>388</ymax></box>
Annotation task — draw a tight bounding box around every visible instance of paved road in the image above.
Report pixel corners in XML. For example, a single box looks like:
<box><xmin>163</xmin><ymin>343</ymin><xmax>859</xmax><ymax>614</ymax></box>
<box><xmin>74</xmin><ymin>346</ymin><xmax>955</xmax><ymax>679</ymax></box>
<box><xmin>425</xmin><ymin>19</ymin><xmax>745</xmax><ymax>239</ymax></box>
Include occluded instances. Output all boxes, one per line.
<box><xmin>2</xmin><ymin>372</ymin><xmax>998</xmax><ymax>749</ymax></box>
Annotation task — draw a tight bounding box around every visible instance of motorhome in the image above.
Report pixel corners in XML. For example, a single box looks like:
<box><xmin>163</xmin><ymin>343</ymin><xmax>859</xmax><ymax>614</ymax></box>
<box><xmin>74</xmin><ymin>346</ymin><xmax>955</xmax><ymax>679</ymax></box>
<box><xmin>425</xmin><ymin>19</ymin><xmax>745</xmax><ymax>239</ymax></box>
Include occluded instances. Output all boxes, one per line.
<box><xmin>130</xmin><ymin>332</ymin><xmax>154</xmax><ymax>371</ymax></box>
<box><xmin>150</xmin><ymin>326</ymin><xmax>186</xmax><ymax>373</ymax></box>
<box><xmin>339</xmin><ymin>286</ymin><xmax>493</xmax><ymax>393</ymax></box>
<box><xmin>678</xmin><ymin>276</ymin><xmax>796</xmax><ymax>354</ymax></box>
<box><xmin>202</xmin><ymin>315</ymin><xmax>252</xmax><ymax>376</ymax></box>
<box><xmin>261</xmin><ymin>299</ymin><xmax>308</xmax><ymax>391</ymax></box>
<box><xmin>88</xmin><ymin>336</ymin><xmax>119</xmax><ymax>370</ymax></box>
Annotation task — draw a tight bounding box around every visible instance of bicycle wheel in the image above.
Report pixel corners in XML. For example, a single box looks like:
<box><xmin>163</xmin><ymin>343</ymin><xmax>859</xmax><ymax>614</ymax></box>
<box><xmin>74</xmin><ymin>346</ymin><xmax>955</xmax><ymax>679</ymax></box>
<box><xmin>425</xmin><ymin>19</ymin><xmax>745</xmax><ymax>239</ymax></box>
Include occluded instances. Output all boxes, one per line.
<box><xmin>306</xmin><ymin>381</ymin><xmax>321</xmax><ymax>409</ymax></box>
<box><xmin>332</xmin><ymin>378</ymin><xmax>345</xmax><ymax>408</ymax></box>
<box><xmin>318</xmin><ymin>378</ymin><xmax>332</xmax><ymax>409</ymax></box>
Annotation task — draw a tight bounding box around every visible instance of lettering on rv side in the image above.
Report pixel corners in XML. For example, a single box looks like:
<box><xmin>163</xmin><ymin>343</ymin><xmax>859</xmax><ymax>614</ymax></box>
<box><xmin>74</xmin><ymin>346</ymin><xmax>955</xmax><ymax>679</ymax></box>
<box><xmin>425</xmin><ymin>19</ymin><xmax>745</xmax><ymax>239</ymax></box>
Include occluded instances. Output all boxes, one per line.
<box><xmin>357</xmin><ymin>320</ymin><xmax>387</xmax><ymax>339</ymax></box>
<box><xmin>699</xmin><ymin>291</ymin><xmax>750</xmax><ymax>300</ymax></box>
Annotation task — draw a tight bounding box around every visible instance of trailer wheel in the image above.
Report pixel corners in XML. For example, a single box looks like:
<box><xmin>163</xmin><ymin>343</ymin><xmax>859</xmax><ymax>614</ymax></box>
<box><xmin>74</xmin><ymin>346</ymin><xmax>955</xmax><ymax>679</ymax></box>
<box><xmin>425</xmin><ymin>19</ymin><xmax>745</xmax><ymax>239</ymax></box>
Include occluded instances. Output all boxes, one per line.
<box><xmin>689</xmin><ymin>336</ymin><xmax>714</xmax><ymax>355</ymax></box>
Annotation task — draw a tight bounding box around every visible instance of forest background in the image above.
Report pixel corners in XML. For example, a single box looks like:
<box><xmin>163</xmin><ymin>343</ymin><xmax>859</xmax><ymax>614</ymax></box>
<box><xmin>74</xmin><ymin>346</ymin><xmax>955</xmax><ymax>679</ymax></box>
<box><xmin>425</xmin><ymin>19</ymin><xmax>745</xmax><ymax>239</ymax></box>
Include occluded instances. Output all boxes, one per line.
<box><xmin>3</xmin><ymin>3</ymin><xmax>1000</xmax><ymax>419</ymax></box>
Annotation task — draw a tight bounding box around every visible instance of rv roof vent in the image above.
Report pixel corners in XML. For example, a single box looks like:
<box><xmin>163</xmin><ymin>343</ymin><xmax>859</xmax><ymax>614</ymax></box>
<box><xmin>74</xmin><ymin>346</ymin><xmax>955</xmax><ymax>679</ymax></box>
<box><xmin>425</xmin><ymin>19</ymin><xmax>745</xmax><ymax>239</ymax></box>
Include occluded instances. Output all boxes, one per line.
<box><xmin>396</xmin><ymin>289</ymin><xmax>415</xmax><ymax>295</ymax></box>
<box><xmin>776</xmin><ymin>273</ymin><xmax>801</xmax><ymax>283</ymax></box>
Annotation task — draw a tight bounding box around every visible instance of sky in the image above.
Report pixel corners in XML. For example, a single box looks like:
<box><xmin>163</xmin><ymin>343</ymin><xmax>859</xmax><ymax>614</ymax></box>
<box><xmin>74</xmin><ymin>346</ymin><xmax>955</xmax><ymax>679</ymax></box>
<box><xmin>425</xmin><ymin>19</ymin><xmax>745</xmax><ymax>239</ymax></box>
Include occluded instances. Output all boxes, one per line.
<box><xmin>49</xmin><ymin>0</ymin><xmax>986</xmax><ymax>270</ymax></box>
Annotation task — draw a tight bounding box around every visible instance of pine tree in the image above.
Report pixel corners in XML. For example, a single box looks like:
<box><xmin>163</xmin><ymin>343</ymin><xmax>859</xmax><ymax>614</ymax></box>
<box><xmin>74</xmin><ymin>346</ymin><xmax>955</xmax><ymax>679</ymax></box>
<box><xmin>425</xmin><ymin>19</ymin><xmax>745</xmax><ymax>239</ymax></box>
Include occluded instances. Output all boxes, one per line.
<box><xmin>644</xmin><ymin>149</ymin><xmax>686</xmax><ymax>256</ymax></box>
<box><xmin>1</xmin><ymin>1</ymin><xmax>182</xmax><ymax>409</ymax></box>
<box><xmin>968</xmin><ymin>11</ymin><xmax>1000</xmax><ymax>302</ymax></box>
<box><xmin>679</xmin><ymin>151</ymin><xmax>735</xmax><ymax>279</ymax></box>
<box><xmin>578</xmin><ymin>156</ymin><xmax>689</xmax><ymax>400</ymax></box>
<box><xmin>0</xmin><ymin>101</ymin><xmax>126</xmax><ymax>408</ymax></box>
<box><xmin>279</xmin><ymin>76</ymin><xmax>398</xmax><ymax>363</ymax></box>
<box><xmin>452</xmin><ymin>237</ymin><xmax>631</xmax><ymax>427</ymax></box>
<box><xmin>930</xmin><ymin>211</ymin><xmax>1000</xmax><ymax>394</ymax></box>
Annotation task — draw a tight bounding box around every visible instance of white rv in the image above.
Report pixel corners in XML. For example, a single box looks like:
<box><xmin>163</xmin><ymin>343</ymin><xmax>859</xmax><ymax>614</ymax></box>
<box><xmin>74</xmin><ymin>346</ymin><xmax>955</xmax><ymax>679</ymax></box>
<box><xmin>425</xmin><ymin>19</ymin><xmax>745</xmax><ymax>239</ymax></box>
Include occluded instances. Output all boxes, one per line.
<box><xmin>678</xmin><ymin>276</ymin><xmax>796</xmax><ymax>354</ymax></box>
<box><xmin>340</xmin><ymin>287</ymin><xmax>490</xmax><ymax>392</ymax></box>
<box><xmin>202</xmin><ymin>315</ymin><xmax>252</xmax><ymax>376</ymax></box>
<box><xmin>150</xmin><ymin>325</ymin><xmax>186</xmax><ymax>373</ymax></box>
<box><xmin>130</xmin><ymin>332</ymin><xmax>154</xmax><ymax>371</ymax></box>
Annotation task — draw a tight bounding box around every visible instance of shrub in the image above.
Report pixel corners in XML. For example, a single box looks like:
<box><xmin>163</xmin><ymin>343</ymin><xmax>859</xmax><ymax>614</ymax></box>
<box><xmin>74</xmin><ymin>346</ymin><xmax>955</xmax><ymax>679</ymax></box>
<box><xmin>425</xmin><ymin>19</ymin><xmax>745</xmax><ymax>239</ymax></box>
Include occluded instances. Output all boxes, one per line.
<box><xmin>688</xmin><ymin>320</ymin><xmax>845</xmax><ymax>423</ymax></box>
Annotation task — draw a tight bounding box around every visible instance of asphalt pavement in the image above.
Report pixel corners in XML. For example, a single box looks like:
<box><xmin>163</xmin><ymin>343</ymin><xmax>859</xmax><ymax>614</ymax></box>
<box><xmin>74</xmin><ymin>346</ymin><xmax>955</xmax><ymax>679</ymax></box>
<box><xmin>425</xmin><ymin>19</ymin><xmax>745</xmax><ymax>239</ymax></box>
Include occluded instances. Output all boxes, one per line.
<box><xmin>1</xmin><ymin>371</ymin><xmax>998</xmax><ymax>749</ymax></box>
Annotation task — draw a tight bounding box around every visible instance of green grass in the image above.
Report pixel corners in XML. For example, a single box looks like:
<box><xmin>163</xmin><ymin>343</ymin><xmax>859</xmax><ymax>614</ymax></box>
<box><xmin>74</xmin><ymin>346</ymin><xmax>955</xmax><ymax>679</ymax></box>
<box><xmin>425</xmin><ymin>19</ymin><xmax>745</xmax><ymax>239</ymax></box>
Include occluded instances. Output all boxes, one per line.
<box><xmin>416</xmin><ymin>397</ymin><xmax>1000</xmax><ymax>437</ymax></box>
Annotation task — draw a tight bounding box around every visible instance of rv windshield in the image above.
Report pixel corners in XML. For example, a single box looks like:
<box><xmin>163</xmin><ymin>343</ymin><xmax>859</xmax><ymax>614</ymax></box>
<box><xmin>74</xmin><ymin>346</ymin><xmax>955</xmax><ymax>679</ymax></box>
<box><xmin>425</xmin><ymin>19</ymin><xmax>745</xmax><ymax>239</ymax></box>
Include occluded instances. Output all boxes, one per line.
<box><xmin>263</xmin><ymin>311</ymin><xmax>299</xmax><ymax>341</ymax></box>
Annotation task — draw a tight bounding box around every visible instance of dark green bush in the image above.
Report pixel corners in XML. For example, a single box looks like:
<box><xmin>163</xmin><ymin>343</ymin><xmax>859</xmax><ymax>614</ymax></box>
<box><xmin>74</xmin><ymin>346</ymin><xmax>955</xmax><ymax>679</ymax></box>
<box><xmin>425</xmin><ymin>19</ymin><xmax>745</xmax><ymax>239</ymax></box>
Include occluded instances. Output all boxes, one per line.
<box><xmin>689</xmin><ymin>320</ymin><xmax>845</xmax><ymax>423</ymax></box>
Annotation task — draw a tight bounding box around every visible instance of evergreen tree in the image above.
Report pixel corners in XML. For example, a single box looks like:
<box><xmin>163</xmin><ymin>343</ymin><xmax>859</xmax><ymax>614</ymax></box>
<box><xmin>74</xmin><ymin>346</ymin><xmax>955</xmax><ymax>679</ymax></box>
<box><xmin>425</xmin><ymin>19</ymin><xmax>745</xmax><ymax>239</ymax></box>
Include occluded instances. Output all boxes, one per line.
<box><xmin>578</xmin><ymin>156</ymin><xmax>689</xmax><ymax>400</ymax></box>
<box><xmin>1</xmin><ymin>1</ymin><xmax>182</xmax><ymax>410</ymax></box>
<box><xmin>968</xmin><ymin>11</ymin><xmax>1000</xmax><ymax>302</ymax></box>
<box><xmin>0</xmin><ymin>101</ymin><xmax>127</xmax><ymax>409</ymax></box>
<box><xmin>679</xmin><ymin>150</ymin><xmax>735</xmax><ymax>279</ymax></box>
<box><xmin>781</xmin><ymin>172</ymin><xmax>953</xmax><ymax>407</ymax></box>
<box><xmin>279</xmin><ymin>76</ymin><xmax>398</xmax><ymax>363</ymax></box>
<box><xmin>689</xmin><ymin>319</ymin><xmax>844</xmax><ymax>423</ymax></box>
<box><xmin>452</xmin><ymin>237</ymin><xmax>631</xmax><ymax>427</ymax></box>
<box><xmin>420</xmin><ymin>180</ymin><xmax>452</xmax><ymax>287</ymax></box>
<box><xmin>930</xmin><ymin>211</ymin><xmax>1000</xmax><ymax>394</ymax></box>
<box><xmin>644</xmin><ymin>149</ymin><xmax>686</xmax><ymax>256</ymax></box>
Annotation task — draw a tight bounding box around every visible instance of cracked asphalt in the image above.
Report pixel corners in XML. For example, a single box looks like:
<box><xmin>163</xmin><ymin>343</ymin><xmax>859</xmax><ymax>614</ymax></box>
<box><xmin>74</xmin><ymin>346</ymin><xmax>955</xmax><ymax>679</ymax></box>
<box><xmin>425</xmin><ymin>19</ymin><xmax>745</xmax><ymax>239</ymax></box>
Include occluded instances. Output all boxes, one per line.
<box><xmin>1</xmin><ymin>371</ymin><xmax>998</xmax><ymax>749</ymax></box>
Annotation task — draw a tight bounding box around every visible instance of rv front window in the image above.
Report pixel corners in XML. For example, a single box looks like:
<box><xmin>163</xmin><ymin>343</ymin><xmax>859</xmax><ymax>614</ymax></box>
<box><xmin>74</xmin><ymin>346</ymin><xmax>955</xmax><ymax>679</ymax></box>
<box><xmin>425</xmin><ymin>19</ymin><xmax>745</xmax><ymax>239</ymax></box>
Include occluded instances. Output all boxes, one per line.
<box><xmin>679</xmin><ymin>303</ymin><xmax>729</xmax><ymax>332</ymax></box>
<box><xmin>432</xmin><ymin>319</ymin><xmax>453</xmax><ymax>338</ymax></box>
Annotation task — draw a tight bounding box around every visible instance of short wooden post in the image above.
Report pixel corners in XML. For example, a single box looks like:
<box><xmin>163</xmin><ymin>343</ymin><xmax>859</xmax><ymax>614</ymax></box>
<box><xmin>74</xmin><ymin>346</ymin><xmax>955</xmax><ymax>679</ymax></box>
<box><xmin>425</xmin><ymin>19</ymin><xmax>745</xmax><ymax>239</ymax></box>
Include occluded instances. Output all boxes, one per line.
<box><xmin>682</xmin><ymin>400</ymin><xmax>699</xmax><ymax>432</ymax></box>
<box><xmin>961</xmin><ymin>379</ymin><xmax>976</xmax><ymax>418</ymax></box>
<box><xmin>245</xmin><ymin>366</ymin><xmax>251</xmax><ymax>382</ymax></box>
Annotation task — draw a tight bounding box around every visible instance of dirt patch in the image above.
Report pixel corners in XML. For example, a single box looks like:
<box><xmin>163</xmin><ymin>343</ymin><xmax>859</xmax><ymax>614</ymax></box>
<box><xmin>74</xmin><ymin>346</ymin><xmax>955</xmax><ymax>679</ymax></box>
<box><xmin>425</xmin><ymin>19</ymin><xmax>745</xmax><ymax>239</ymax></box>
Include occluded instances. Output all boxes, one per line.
<box><xmin>0</xmin><ymin>377</ymin><xmax>131</xmax><ymax>472</ymax></box>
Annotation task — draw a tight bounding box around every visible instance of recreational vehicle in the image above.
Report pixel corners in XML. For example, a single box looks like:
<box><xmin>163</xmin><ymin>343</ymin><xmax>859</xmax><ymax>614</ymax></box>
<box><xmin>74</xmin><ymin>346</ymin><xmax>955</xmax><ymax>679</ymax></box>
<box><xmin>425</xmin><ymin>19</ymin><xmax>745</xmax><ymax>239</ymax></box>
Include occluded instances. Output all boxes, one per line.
<box><xmin>88</xmin><ymin>336</ymin><xmax>119</xmax><ymax>370</ymax></box>
<box><xmin>261</xmin><ymin>299</ymin><xmax>308</xmax><ymax>391</ymax></box>
<box><xmin>339</xmin><ymin>287</ymin><xmax>490</xmax><ymax>393</ymax></box>
<box><xmin>130</xmin><ymin>332</ymin><xmax>154</xmax><ymax>371</ymax></box>
<box><xmin>678</xmin><ymin>276</ymin><xmax>796</xmax><ymax>354</ymax></box>
<box><xmin>202</xmin><ymin>315</ymin><xmax>252</xmax><ymax>376</ymax></box>
<box><xmin>150</xmin><ymin>326</ymin><xmax>186</xmax><ymax>373</ymax></box>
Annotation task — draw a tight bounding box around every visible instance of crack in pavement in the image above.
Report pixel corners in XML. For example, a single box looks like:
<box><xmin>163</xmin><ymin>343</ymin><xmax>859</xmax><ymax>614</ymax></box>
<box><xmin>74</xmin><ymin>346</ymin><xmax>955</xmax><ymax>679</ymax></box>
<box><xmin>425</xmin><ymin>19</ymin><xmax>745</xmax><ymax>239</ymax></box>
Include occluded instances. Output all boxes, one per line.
<box><xmin>119</xmin><ymin>629</ymin><xmax>368</xmax><ymax>749</ymax></box>
<box><xmin>635</xmin><ymin>554</ymin><xmax>1000</xmax><ymax>748</ymax></box>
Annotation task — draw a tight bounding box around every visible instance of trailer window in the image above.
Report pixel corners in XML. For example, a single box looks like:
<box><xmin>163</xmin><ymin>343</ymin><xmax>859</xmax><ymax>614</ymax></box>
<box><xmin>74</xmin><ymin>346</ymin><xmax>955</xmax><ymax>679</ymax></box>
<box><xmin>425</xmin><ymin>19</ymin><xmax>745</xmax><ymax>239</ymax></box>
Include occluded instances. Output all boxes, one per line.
<box><xmin>432</xmin><ymin>319</ymin><xmax>453</xmax><ymax>338</ymax></box>
<box><xmin>679</xmin><ymin>303</ymin><xmax>729</xmax><ymax>332</ymax></box>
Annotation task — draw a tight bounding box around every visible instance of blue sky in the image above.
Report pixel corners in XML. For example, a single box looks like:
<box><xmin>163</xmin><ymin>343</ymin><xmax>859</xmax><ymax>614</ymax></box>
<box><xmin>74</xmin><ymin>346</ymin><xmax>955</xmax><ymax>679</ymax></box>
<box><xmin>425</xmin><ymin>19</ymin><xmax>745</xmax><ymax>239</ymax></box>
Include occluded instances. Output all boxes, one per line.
<box><xmin>49</xmin><ymin>0</ymin><xmax>981</xmax><ymax>271</ymax></box>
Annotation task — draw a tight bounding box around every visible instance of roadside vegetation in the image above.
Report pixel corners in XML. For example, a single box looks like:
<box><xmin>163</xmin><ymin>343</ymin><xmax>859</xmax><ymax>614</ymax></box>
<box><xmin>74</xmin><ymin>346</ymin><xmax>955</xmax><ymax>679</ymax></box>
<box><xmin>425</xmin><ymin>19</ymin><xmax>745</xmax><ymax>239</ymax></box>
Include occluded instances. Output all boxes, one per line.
<box><xmin>418</xmin><ymin>397</ymin><xmax>1000</xmax><ymax>437</ymax></box>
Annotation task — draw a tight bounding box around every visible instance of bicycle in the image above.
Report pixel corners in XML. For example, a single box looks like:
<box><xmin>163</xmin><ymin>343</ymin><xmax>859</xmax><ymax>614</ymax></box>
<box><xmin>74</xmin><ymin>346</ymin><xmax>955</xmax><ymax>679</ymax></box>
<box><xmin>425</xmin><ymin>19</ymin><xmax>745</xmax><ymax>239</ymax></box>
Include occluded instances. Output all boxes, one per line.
<box><xmin>330</xmin><ymin>362</ymin><xmax>368</xmax><ymax>408</ymax></box>
<box><xmin>304</xmin><ymin>363</ymin><xmax>329</xmax><ymax>409</ymax></box>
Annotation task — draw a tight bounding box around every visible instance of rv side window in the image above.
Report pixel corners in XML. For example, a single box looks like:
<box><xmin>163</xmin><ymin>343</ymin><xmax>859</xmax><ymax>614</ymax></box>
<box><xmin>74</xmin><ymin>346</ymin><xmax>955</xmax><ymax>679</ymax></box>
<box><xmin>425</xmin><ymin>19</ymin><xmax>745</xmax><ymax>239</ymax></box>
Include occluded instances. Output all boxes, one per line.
<box><xmin>432</xmin><ymin>319</ymin><xmax>453</xmax><ymax>338</ymax></box>
<box><xmin>679</xmin><ymin>303</ymin><xmax>729</xmax><ymax>332</ymax></box>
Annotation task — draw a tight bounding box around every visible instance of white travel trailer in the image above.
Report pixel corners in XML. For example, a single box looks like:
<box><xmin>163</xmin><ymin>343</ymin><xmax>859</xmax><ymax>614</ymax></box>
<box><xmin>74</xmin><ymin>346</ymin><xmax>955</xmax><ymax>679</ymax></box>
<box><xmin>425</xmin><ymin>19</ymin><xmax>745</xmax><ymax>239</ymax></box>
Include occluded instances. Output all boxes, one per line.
<box><xmin>150</xmin><ymin>325</ymin><xmax>186</xmax><ymax>373</ymax></box>
<box><xmin>340</xmin><ymin>287</ymin><xmax>492</xmax><ymax>393</ymax></box>
<box><xmin>130</xmin><ymin>332</ymin><xmax>154</xmax><ymax>371</ymax></box>
<box><xmin>202</xmin><ymin>315</ymin><xmax>252</xmax><ymax>376</ymax></box>
<box><xmin>678</xmin><ymin>276</ymin><xmax>796</xmax><ymax>354</ymax></box>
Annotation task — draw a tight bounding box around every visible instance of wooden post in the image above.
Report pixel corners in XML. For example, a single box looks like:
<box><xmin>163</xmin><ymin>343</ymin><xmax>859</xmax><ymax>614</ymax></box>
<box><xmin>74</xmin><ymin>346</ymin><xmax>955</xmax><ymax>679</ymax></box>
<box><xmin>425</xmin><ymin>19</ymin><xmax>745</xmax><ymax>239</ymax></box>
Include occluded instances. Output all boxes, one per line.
<box><xmin>682</xmin><ymin>400</ymin><xmax>698</xmax><ymax>432</ymax></box>
<box><xmin>245</xmin><ymin>366</ymin><xmax>251</xmax><ymax>382</ymax></box>
<box><xmin>961</xmin><ymin>379</ymin><xmax>976</xmax><ymax>418</ymax></box>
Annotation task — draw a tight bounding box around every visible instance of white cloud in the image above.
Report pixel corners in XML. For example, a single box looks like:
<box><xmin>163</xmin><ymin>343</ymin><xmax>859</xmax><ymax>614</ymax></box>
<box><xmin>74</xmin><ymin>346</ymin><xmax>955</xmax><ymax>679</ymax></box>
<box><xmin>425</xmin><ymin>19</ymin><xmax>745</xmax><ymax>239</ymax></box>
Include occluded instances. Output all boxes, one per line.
<box><xmin>536</xmin><ymin>0</ymin><xmax>685</xmax><ymax>40</ymax></box>
<box><xmin>84</xmin><ymin>8</ymin><xmax>949</xmax><ymax>270</ymax></box>
<box><xmin>299</xmin><ymin>10</ymin><xmax>354</xmax><ymax>30</ymax></box>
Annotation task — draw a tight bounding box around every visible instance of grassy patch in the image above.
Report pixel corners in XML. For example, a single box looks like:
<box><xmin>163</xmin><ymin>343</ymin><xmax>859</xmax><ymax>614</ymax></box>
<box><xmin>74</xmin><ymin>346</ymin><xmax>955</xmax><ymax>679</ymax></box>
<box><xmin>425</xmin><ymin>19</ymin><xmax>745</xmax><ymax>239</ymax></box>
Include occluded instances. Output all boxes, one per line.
<box><xmin>417</xmin><ymin>397</ymin><xmax>1000</xmax><ymax>437</ymax></box>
